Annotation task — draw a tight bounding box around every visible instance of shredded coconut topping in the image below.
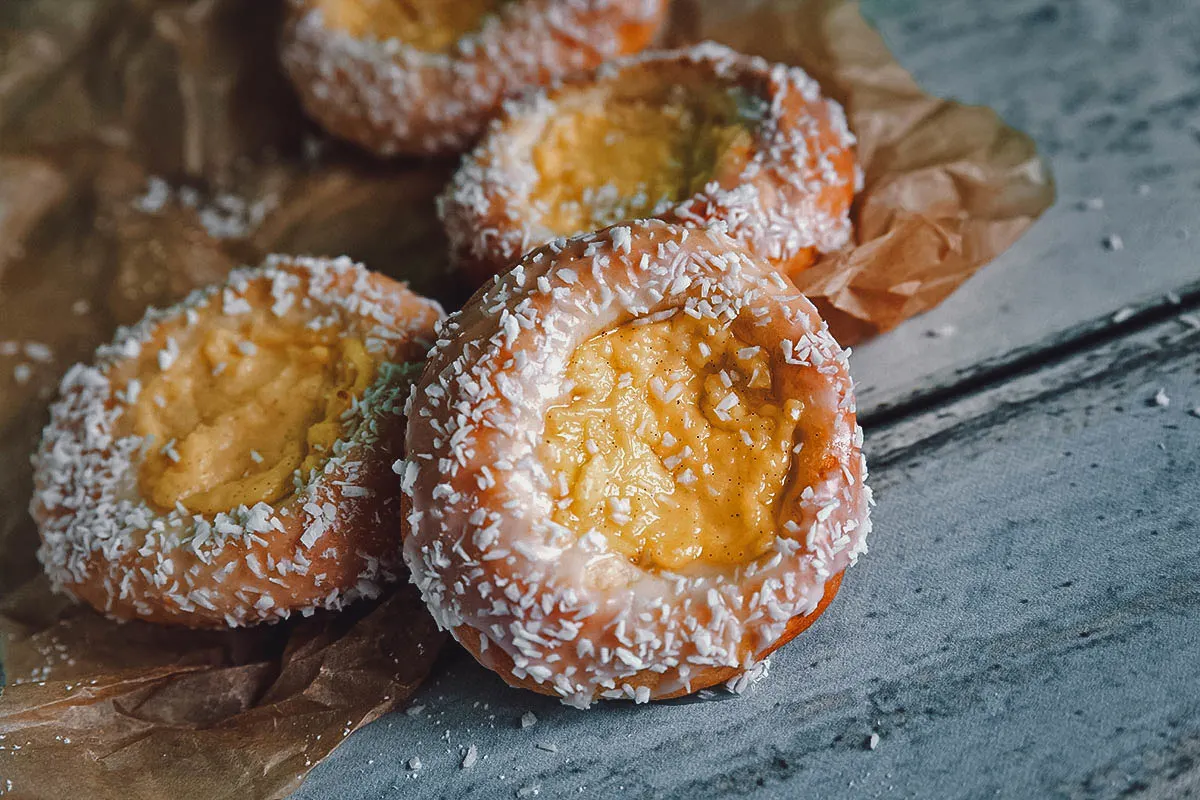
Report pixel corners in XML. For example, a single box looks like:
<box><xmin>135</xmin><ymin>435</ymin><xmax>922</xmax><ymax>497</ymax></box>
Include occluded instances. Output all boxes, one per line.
<box><xmin>31</xmin><ymin>255</ymin><xmax>443</xmax><ymax>627</ymax></box>
<box><xmin>133</xmin><ymin>176</ymin><xmax>277</xmax><ymax>239</ymax></box>
<box><xmin>280</xmin><ymin>0</ymin><xmax>667</xmax><ymax>156</ymax></box>
<box><xmin>403</xmin><ymin>221</ymin><xmax>871</xmax><ymax>707</ymax></box>
<box><xmin>440</xmin><ymin>42</ymin><xmax>858</xmax><ymax>282</ymax></box>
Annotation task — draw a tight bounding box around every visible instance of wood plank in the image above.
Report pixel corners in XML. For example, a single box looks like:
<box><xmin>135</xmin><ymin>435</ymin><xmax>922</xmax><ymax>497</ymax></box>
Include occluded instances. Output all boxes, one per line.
<box><xmin>288</xmin><ymin>3</ymin><xmax>1200</xmax><ymax>795</ymax></box>
<box><xmin>291</xmin><ymin>307</ymin><xmax>1200</xmax><ymax>800</ymax></box>
<box><xmin>848</xmin><ymin>0</ymin><xmax>1200</xmax><ymax>414</ymax></box>
<box><xmin>861</xmin><ymin>279</ymin><xmax>1200</xmax><ymax>428</ymax></box>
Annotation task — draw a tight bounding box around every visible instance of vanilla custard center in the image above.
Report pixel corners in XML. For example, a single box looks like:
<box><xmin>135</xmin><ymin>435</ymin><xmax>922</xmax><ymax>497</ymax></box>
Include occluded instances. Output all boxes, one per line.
<box><xmin>531</xmin><ymin>92</ymin><xmax>753</xmax><ymax>237</ymax></box>
<box><xmin>134</xmin><ymin>314</ymin><xmax>375</xmax><ymax>515</ymax></box>
<box><xmin>318</xmin><ymin>0</ymin><xmax>508</xmax><ymax>52</ymax></box>
<box><xmin>541</xmin><ymin>314</ymin><xmax>801</xmax><ymax>571</ymax></box>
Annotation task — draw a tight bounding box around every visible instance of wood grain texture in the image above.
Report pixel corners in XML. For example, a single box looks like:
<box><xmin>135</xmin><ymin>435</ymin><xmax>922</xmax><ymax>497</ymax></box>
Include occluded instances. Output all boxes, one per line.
<box><xmin>290</xmin><ymin>1</ymin><xmax>1200</xmax><ymax>796</ymax></box>
<box><xmin>851</xmin><ymin>0</ymin><xmax>1200</xmax><ymax>415</ymax></box>
<box><xmin>292</xmin><ymin>310</ymin><xmax>1200</xmax><ymax>800</ymax></box>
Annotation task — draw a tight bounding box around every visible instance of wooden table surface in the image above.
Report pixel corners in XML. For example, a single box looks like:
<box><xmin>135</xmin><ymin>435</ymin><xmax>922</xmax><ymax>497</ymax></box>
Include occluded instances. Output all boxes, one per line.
<box><xmin>290</xmin><ymin>1</ymin><xmax>1200</xmax><ymax>797</ymax></box>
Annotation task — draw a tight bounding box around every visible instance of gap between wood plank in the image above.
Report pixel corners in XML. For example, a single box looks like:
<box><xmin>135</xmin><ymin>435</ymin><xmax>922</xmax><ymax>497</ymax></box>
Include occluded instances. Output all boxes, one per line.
<box><xmin>866</xmin><ymin>300</ymin><xmax>1200</xmax><ymax>468</ymax></box>
<box><xmin>859</xmin><ymin>276</ymin><xmax>1200</xmax><ymax>433</ymax></box>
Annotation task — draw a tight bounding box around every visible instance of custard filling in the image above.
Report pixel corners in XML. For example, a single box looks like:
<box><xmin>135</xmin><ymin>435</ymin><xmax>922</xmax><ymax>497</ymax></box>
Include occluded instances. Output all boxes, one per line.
<box><xmin>541</xmin><ymin>314</ymin><xmax>802</xmax><ymax>571</ymax></box>
<box><xmin>530</xmin><ymin>90</ymin><xmax>754</xmax><ymax>237</ymax></box>
<box><xmin>317</xmin><ymin>0</ymin><xmax>509</xmax><ymax>52</ymax></box>
<box><xmin>134</xmin><ymin>314</ymin><xmax>375</xmax><ymax>515</ymax></box>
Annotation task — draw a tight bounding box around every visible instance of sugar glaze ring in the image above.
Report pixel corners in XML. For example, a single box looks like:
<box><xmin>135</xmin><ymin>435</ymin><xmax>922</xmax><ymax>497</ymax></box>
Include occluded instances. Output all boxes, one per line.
<box><xmin>439</xmin><ymin>42</ymin><xmax>859</xmax><ymax>285</ymax></box>
<box><xmin>403</xmin><ymin>221</ymin><xmax>871</xmax><ymax>707</ymax></box>
<box><xmin>281</xmin><ymin>0</ymin><xmax>669</xmax><ymax>157</ymax></box>
<box><xmin>32</xmin><ymin>256</ymin><xmax>443</xmax><ymax>628</ymax></box>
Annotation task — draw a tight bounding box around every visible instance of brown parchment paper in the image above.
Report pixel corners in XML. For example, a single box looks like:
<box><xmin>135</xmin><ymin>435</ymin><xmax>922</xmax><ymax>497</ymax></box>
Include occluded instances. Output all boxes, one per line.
<box><xmin>0</xmin><ymin>0</ymin><xmax>1053</xmax><ymax>798</ymax></box>
<box><xmin>667</xmin><ymin>0</ymin><xmax>1055</xmax><ymax>343</ymax></box>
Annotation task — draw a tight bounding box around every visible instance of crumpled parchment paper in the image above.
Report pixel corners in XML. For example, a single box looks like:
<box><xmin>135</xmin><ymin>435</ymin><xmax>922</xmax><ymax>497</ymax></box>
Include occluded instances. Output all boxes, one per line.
<box><xmin>0</xmin><ymin>0</ymin><xmax>1053</xmax><ymax>797</ymax></box>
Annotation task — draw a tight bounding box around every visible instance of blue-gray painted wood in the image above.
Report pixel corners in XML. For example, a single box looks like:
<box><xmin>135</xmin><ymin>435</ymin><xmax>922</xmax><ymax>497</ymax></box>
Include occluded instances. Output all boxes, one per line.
<box><xmin>287</xmin><ymin>1</ymin><xmax>1200</xmax><ymax>796</ymax></box>
<box><xmin>292</xmin><ymin>307</ymin><xmax>1200</xmax><ymax>800</ymax></box>
<box><xmin>848</xmin><ymin>0</ymin><xmax>1200</xmax><ymax>415</ymax></box>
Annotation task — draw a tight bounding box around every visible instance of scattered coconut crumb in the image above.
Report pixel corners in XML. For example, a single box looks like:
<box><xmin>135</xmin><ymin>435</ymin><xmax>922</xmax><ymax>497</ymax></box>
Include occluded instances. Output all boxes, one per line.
<box><xmin>517</xmin><ymin>785</ymin><xmax>541</xmax><ymax>798</ymax></box>
<box><xmin>134</xmin><ymin>176</ymin><xmax>171</xmax><ymax>214</ymax></box>
<box><xmin>725</xmin><ymin>658</ymin><xmax>771</xmax><ymax>694</ymax></box>
<box><xmin>1103</xmin><ymin>234</ymin><xmax>1124</xmax><ymax>251</ymax></box>
<box><xmin>1152</xmin><ymin>388</ymin><xmax>1170</xmax><ymax>408</ymax></box>
<box><xmin>1</xmin><ymin>342</ymin><xmax>53</xmax><ymax>385</ymax></box>
<box><xmin>1078</xmin><ymin>196</ymin><xmax>1104</xmax><ymax>211</ymax></box>
<box><xmin>23</xmin><ymin>342</ymin><xmax>53</xmax><ymax>362</ymax></box>
<box><xmin>520</xmin><ymin>712</ymin><xmax>538</xmax><ymax>729</ymax></box>
<box><xmin>198</xmin><ymin>193</ymin><xmax>277</xmax><ymax>239</ymax></box>
<box><xmin>132</xmin><ymin>176</ymin><xmax>276</xmax><ymax>239</ymax></box>
<box><xmin>1111</xmin><ymin>307</ymin><xmax>1136</xmax><ymax>324</ymax></box>
<box><xmin>71</xmin><ymin>299</ymin><xmax>91</xmax><ymax>315</ymax></box>
<box><xmin>303</xmin><ymin>135</ymin><xmax>327</xmax><ymax>165</ymax></box>
<box><xmin>867</xmin><ymin>733</ymin><xmax>880</xmax><ymax>750</ymax></box>
<box><xmin>407</xmin><ymin>756</ymin><xmax>422</xmax><ymax>771</ymax></box>
<box><xmin>461</xmin><ymin>744</ymin><xmax>479</xmax><ymax>769</ymax></box>
<box><xmin>535</xmin><ymin>742</ymin><xmax>558</xmax><ymax>753</ymax></box>
<box><xmin>924</xmin><ymin>324</ymin><xmax>957</xmax><ymax>339</ymax></box>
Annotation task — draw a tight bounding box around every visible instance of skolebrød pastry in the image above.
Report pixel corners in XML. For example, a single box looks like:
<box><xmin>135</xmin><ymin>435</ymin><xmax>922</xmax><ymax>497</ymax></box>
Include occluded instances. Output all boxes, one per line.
<box><xmin>440</xmin><ymin>42</ymin><xmax>858</xmax><ymax>284</ymax></box>
<box><xmin>281</xmin><ymin>0</ymin><xmax>669</xmax><ymax>156</ymax></box>
<box><xmin>32</xmin><ymin>256</ymin><xmax>442</xmax><ymax>627</ymax></box>
<box><xmin>403</xmin><ymin>221</ymin><xmax>870</xmax><ymax>706</ymax></box>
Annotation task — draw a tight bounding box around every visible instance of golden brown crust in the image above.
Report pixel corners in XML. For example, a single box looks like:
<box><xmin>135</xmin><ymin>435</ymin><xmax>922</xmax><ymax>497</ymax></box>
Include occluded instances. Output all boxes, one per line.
<box><xmin>440</xmin><ymin>42</ymin><xmax>859</xmax><ymax>286</ymax></box>
<box><xmin>280</xmin><ymin>0</ymin><xmax>669</xmax><ymax>157</ymax></box>
<box><xmin>32</xmin><ymin>256</ymin><xmax>443</xmax><ymax>628</ymax></box>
